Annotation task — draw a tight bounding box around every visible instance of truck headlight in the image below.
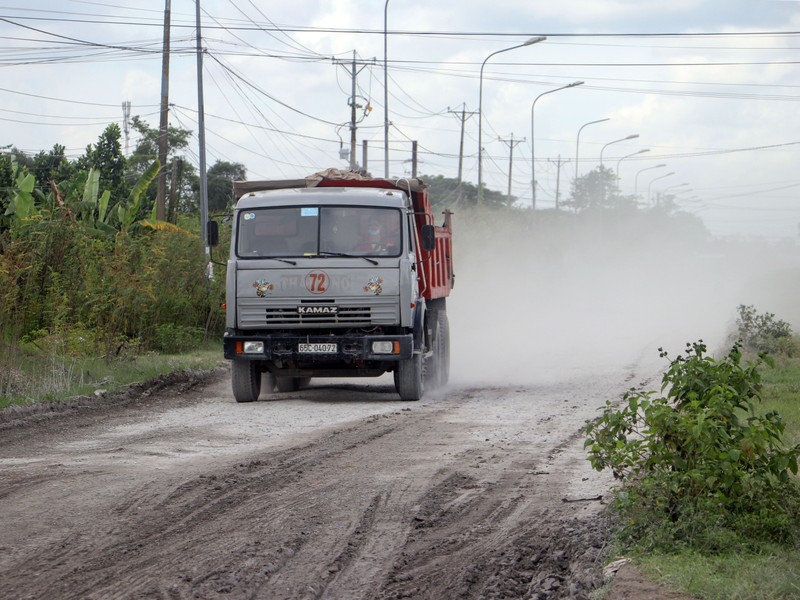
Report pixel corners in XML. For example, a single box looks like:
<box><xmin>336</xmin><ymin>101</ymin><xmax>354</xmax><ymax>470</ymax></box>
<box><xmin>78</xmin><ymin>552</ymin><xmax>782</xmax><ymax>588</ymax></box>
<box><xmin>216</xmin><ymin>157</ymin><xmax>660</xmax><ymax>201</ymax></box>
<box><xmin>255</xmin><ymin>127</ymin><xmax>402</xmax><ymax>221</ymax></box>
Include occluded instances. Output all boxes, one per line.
<box><xmin>372</xmin><ymin>341</ymin><xmax>399</xmax><ymax>354</ymax></box>
<box><xmin>243</xmin><ymin>341</ymin><xmax>264</xmax><ymax>354</ymax></box>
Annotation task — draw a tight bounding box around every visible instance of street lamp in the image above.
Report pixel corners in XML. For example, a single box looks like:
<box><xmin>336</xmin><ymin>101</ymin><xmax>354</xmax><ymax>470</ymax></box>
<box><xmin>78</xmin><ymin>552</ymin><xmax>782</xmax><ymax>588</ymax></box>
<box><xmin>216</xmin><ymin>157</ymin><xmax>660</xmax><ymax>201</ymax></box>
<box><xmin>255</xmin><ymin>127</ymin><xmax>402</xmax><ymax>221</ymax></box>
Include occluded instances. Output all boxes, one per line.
<box><xmin>615</xmin><ymin>149</ymin><xmax>649</xmax><ymax>181</ymax></box>
<box><xmin>663</xmin><ymin>182</ymin><xmax>690</xmax><ymax>194</ymax></box>
<box><xmin>634</xmin><ymin>163</ymin><xmax>666</xmax><ymax>198</ymax></box>
<box><xmin>575</xmin><ymin>118</ymin><xmax>609</xmax><ymax>183</ymax></box>
<box><xmin>478</xmin><ymin>35</ymin><xmax>546</xmax><ymax>204</ymax></box>
<box><xmin>647</xmin><ymin>171</ymin><xmax>675</xmax><ymax>205</ymax></box>
<box><xmin>383</xmin><ymin>0</ymin><xmax>390</xmax><ymax>178</ymax></box>
<box><xmin>530</xmin><ymin>81</ymin><xmax>583</xmax><ymax>211</ymax></box>
<box><xmin>600</xmin><ymin>134</ymin><xmax>639</xmax><ymax>166</ymax></box>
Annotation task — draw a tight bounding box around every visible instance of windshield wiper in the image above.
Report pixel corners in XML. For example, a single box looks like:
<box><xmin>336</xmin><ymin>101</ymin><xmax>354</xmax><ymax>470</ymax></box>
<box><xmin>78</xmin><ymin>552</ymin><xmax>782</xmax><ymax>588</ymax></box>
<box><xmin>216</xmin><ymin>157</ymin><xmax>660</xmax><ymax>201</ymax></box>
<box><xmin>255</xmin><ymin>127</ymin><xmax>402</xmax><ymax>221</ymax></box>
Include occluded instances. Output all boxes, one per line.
<box><xmin>317</xmin><ymin>251</ymin><xmax>378</xmax><ymax>266</ymax></box>
<box><xmin>265</xmin><ymin>257</ymin><xmax>297</xmax><ymax>265</ymax></box>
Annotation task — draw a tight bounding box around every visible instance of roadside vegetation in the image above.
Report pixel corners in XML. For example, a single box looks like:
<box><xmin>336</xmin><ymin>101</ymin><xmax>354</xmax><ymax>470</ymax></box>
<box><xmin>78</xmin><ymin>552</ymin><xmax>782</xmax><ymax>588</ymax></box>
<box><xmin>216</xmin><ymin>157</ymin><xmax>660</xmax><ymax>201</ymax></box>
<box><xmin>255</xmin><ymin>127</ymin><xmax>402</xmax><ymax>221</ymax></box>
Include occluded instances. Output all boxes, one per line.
<box><xmin>0</xmin><ymin>120</ymin><xmax>234</xmax><ymax>409</ymax></box>
<box><xmin>587</xmin><ymin>306</ymin><xmax>800</xmax><ymax>599</ymax></box>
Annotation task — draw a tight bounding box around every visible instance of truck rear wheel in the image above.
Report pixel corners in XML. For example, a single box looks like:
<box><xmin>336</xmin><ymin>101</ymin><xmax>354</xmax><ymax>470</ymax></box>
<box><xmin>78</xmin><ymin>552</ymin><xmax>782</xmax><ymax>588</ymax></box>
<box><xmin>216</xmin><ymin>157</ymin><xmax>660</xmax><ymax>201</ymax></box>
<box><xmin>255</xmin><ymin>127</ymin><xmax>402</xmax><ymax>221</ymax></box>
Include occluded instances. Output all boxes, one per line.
<box><xmin>425</xmin><ymin>311</ymin><xmax>450</xmax><ymax>390</ymax></box>
<box><xmin>437</xmin><ymin>311</ymin><xmax>450</xmax><ymax>387</ymax></box>
<box><xmin>424</xmin><ymin>318</ymin><xmax>442</xmax><ymax>389</ymax></box>
<box><xmin>396</xmin><ymin>352</ymin><xmax>424</xmax><ymax>401</ymax></box>
<box><xmin>231</xmin><ymin>360</ymin><xmax>261</xmax><ymax>403</ymax></box>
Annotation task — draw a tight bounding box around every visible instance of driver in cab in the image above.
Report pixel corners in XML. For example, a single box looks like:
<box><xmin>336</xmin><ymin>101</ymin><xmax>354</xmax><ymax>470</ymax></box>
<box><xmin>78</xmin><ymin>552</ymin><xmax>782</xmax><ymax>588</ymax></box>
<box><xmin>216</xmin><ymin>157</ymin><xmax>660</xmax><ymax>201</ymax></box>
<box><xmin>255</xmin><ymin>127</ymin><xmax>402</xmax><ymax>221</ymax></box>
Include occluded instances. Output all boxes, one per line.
<box><xmin>354</xmin><ymin>217</ymin><xmax>390</xmax><ymax>254</ymax></box>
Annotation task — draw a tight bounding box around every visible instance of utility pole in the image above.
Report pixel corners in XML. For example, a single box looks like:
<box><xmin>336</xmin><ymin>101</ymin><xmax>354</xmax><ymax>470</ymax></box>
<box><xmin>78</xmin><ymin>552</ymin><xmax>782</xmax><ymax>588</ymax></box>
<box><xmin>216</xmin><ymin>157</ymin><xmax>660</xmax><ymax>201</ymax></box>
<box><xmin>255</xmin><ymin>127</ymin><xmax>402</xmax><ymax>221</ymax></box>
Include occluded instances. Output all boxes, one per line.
<box><xmin>156</xmin><ymin>0</ymin><xmax>171</xmax><ymax>221</ymax></box>
<box><xmin>167</xmin><ymin>157</ymin><xmax>182</xmax><ymax>224</ymax></box>
<box><xmin>121</xmin><ymin>101</ymin><xmax>131</xmax><ymax>156</ymax></box>
<box><xmin>499</xmin><ymin>134</ymin><xmax>525</xmax><ymax>205</ymax></box>
<box><xmin>411</xmin><ymin>141</ymin><xmax>418</xmax><ymax>178</ymax></box>
<box><xmin>362</xmin><ymin>140</ymin><xmax>368</xmax><ymax>172</ymax></box>
<box><xmin>333</xmin><ymin>52</ymin><xmax>375</xmax><ymax>171</ymax></box>
<box><xmin>447</xmin><ymin>103</ymin><xmax>477</xmax><ymax>183</ymax></box>
<box><xmin>548</xmin><ymin>155</ymin><xmax>570</xmax><ymax>210</ymax></box>
<box><xmin>195</xmin><ymin>0</ymin><xmax>209</xmax><ymax>248</ymax></box>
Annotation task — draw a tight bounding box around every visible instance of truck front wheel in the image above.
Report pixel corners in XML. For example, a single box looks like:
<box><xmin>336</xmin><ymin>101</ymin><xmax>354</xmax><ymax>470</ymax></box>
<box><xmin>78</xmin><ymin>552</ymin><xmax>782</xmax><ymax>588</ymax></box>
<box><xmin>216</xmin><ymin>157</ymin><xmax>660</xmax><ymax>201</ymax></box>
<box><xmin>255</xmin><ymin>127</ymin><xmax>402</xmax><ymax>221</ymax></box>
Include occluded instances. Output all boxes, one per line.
<box><xmin>396</xmin><ymin>352</ymin><xmax>424</xmax><ymax>401</ymax></box>
<box><xmin>231</xmin><ymin>360</ymin><xmax>262</xmax><ymax>403</ymax></box>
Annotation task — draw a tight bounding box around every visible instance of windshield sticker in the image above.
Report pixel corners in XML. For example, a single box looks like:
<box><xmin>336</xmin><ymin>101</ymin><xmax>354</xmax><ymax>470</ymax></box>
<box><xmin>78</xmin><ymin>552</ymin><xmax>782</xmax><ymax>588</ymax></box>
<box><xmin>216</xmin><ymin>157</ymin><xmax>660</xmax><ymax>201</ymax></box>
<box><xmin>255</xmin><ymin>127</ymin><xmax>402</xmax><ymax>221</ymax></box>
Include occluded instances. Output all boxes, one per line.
<box><xmin>243</xmin><ymin>212</ymin><xmax>255</xmax><ymax>221</ymax></box>
<box><xmin>301</xmin><ymin>207</ymin><xmax>319</xmax><ymax>217</ymax></box>
<box><xmin>363</xmin><ymin>276</ymin><xmax>384</xmax><ymax>296</ymax></box>
<box><xmin>252</xmin><ymin>279</ymin><xmax>274</xmax><ymax>298</ymax></box>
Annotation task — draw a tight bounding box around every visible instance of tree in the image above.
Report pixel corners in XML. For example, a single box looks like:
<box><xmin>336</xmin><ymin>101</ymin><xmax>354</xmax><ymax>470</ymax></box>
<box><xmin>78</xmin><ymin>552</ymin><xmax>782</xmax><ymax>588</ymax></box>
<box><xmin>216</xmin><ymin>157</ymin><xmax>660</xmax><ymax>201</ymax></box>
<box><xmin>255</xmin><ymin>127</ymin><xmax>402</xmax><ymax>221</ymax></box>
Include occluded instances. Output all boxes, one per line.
<box><xmin>78</xmin><ymin>124</ymin><xmax>128</xmax><ymax>204</ymax></box>
<box><xmin>204</xmin><ymin>160</ymin><xmax>246</xmax><ymax>212</ymax></box>
<box><xmin>565</xmin><ymin>166</ymin><xmax>637</xmax><ymax>212</ymax></box>
<box><xmin>126</xmin><ymin>116</ymin><xmax>197</xmax><ymax>218</ymax></box>
<box><xmin>31</xmin><ymin>145</ymin><xmax>75</xmax><ymax>192</ymax></box>
<box><xmin>420</xmin><ymin>174</ymin><xmax>513</xmax><ymax>211</ymax></box>
<box><xmin>127</xmin><ymin>116</ymin><xmax>191</xmax><ymax>175</ymax></box>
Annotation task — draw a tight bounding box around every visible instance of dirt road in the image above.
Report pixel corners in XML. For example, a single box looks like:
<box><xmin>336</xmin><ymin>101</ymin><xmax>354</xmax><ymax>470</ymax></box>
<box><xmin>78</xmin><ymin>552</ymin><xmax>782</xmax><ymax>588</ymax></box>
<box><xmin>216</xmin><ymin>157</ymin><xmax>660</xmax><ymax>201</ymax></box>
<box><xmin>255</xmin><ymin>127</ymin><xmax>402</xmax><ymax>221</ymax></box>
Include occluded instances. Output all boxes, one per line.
<box><xmin>0</xmin><ymin>364</ymin><xmax>657</xmax><ymax>600</ymax></box>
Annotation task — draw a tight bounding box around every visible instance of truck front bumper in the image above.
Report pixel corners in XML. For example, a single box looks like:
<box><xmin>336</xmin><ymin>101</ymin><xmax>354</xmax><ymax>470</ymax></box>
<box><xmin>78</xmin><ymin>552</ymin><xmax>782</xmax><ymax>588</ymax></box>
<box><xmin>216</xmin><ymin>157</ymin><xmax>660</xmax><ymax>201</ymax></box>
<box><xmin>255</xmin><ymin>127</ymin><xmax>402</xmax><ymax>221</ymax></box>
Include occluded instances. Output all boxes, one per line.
<box><xmin>224</xmin><ymin>332</ymin><xmax>414</xmax><ymax>363</ymax></box>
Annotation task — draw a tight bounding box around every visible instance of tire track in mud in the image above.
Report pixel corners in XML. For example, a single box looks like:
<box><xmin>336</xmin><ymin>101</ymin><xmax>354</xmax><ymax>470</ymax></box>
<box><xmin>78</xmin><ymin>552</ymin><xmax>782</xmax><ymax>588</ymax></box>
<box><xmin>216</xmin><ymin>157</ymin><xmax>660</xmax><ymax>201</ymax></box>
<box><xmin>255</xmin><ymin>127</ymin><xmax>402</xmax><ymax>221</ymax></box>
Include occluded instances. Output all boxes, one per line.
<box><xmin>0</xmin><ymin>373</ymin><xmax>640</xmax><ymax>600</ymax></box>
<box><xmin>0</xmin><ymin>414</ymin><xmax>409</xmax><ymax>599</ymax></box>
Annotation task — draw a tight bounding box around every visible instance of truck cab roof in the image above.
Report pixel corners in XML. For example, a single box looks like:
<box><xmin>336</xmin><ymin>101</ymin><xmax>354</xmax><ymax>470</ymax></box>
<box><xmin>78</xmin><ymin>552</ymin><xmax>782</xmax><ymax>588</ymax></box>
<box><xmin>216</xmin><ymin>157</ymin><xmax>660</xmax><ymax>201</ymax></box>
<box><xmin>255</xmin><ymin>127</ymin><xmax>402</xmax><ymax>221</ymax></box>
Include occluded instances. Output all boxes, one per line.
<box><xmin>235</xmin><ymin>186</ymin><xmax>411</xmax><ymax>211</ymax></box>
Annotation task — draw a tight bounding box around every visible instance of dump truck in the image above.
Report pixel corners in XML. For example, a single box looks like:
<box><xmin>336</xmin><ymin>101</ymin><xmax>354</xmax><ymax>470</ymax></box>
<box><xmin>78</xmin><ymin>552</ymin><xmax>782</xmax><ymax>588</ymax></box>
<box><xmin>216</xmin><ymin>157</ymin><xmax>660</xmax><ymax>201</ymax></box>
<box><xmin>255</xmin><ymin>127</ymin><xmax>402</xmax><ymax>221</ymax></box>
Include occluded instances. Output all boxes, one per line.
<box><xmin>219</xmin><ymin>169</ymin><xmax>454</xmax><ymax>402</ymax></box>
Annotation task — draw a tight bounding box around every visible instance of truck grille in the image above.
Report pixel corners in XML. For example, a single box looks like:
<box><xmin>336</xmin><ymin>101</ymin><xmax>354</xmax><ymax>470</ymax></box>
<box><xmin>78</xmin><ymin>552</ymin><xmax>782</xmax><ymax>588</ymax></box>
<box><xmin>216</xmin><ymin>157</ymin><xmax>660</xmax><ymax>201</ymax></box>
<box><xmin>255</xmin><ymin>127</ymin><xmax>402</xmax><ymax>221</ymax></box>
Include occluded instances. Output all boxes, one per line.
<box><xmin>237</xmin><ymin>297</ymin><xmax>399</xmax><ymax>329</ymax></box>
<box><xmin>266</xmin><ymin>305</ymin><xmax>371</xmax><ymax>325</ymax></box>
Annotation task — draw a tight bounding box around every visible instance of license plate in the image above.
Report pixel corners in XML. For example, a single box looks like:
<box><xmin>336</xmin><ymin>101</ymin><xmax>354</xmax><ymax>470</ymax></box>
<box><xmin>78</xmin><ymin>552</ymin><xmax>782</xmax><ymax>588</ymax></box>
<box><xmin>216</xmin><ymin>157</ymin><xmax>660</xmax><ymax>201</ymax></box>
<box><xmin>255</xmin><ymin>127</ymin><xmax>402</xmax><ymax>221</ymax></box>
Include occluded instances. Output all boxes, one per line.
<box><xmin>298</xmin><ymin>343</ymin><xmax>337</xmax><ymax>353</ymax></box>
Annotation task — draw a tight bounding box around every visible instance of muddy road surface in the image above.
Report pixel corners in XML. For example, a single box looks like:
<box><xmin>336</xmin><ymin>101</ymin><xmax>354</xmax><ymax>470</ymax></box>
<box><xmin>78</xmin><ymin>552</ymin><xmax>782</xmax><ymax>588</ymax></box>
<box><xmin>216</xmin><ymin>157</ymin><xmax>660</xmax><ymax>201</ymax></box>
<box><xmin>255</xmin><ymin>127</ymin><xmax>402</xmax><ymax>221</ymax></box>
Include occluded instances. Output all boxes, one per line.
<box><xmin>0</xmin><ymin>365</ymin><xmax>656</xmax><ymax>600</ymax></box>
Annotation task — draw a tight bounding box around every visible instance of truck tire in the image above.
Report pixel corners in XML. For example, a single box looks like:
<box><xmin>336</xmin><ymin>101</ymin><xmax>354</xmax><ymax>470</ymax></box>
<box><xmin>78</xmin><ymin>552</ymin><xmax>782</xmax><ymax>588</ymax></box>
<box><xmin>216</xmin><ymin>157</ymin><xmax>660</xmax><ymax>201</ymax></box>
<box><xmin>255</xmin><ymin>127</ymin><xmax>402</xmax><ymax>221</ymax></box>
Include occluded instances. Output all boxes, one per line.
<box><xmin>231</xmin><ymin>360</ymin><xmax>261</xmax><ymax>403</ymax></box>
<box><xmin>424</xmin><ymin>317</ymin><xmax>442</xmax><ymax>390</ymax></box>
<box><xmin>275</xmin><ymin>377</ymin><xmax>298</xmax><ymax>393</ymax></box>
<box><xmin>397</xmin><ymin>352</ymin><xmax>424</xmax><ymax>401</ymax></box>
<box><xmin>437</xmin><ymin>310</ymin><xmax>450</xmax><ymax>387</ymax></box>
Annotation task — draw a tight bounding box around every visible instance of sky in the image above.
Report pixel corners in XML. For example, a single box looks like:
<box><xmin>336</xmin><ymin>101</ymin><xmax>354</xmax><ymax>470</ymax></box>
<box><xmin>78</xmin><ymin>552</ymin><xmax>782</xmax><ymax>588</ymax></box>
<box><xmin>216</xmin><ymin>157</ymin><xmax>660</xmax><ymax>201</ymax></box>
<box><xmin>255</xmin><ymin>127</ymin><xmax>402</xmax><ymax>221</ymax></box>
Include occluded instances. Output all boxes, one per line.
<box><xmin>2</xmin><ymin>0</ymin><xmax>800</xmax><ymax>240</ymax></box>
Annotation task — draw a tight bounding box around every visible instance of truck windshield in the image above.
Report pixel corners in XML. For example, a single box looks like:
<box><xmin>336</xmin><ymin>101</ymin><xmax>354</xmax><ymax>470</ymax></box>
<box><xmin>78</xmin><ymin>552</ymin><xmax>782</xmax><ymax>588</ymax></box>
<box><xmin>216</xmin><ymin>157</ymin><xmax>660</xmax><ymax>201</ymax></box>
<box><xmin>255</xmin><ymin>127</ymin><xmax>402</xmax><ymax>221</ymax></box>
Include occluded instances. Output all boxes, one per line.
<box><xmin>236</xmin><ymin>206</ymin><xmax>402</xmax><ymax>258</ymax></box>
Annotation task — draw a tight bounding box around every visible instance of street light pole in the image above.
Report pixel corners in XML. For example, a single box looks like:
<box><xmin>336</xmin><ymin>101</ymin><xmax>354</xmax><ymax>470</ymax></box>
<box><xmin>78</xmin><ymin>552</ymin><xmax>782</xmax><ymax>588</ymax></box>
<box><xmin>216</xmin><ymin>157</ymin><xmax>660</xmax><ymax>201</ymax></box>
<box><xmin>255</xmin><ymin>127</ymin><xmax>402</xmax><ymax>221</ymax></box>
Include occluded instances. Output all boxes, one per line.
<box><xmin>634</xmin><ymin>163</ymin><xmax>666</xmax><ymax>198</ymax></box>
<box><xmin>383</xmin><ymin>0</ymin><xmax>390</xmax><ymax>178</ymax></box>
<box><xmin>530</xmin><ymin>80</ymin><xmax>583</xmax><ymax>211</ymax></box>
<box><xmin>575</xmin><ymin>118</ymin><xmax>609</xmax><ymax>184</ymax></box>
<box><xmin>647</xmin><ymin>171</ymin><xmax>675</xmax><ymax>205</ymax></box>
<box><xmin>615</xmin><ymin>148</ymin><xmax>649</xmax><ymax>181</ymax></box>
<box><xmin>600</xmin><ymin>134</ymin><xmax>639</xmax><ymax>166</ymax></box>
<box><xmin>661</xmin><ymin>183</ymin><xmax>690</xmax><ymax>205</ymax></box>
<box><xmin>663</xmin><ymin>182</ymin><xmax>690</xmax><ymax>194</ymax></box>
<box><xmin>478</xmin><ymin>36</ymin><xmax>546</xmax><ymax>204</ymax></box>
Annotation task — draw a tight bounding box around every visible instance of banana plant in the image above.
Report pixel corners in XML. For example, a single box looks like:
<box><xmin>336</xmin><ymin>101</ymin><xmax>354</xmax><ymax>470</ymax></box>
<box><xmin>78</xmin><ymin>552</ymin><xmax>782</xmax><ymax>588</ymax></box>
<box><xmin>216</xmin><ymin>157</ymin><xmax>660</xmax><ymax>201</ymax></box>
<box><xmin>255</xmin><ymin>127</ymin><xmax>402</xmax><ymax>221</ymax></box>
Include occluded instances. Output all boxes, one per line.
<box><xmin>3</xmin><ymin>159</ymin><xmax>41</xmax><ymax>222</ymax></box>
<box><xmin>80</xmin><ymin>168</ymin><xmax>115</xmax><ymax>236</ymax></box>
<box><xmin>117</xmin><ymin>159</ymin><xmax>159</xmax><ymax>231</ymax></box>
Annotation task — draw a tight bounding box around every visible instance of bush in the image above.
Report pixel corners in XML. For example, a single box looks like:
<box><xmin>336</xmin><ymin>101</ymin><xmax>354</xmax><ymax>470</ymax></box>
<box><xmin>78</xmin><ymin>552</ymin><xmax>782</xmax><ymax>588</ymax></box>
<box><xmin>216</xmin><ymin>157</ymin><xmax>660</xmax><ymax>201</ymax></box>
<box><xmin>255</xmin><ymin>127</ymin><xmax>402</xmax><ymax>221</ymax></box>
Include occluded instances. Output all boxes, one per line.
<box><xmin>152</xmin><ymin>323</ymin><xmax>205</xmax><ymax>354</ymax></box>
<box><xmin>585</xmin><ymin>341</ymin><xmax>800</xmax><ymax>552</ymax></box>
<box><xmin>735</xmin><ymin>304</ymin><xmax>796</xmax><ymax>355</ymax></box>
<box><xmin>0</xmin><ymin>211</ymin><xmax>224</xmax><ymax>358</ymax></box>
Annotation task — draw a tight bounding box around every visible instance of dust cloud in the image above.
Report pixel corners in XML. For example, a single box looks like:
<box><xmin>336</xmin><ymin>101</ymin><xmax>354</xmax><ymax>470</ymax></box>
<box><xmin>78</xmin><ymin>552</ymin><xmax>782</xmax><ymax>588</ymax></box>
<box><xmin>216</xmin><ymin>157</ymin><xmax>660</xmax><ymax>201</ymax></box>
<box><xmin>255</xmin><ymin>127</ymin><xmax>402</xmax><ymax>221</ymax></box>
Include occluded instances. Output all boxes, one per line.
<box><xmin>446</xmin><ymin>208</ymin><xmax>800</xmax><ymax>386</ymax></box>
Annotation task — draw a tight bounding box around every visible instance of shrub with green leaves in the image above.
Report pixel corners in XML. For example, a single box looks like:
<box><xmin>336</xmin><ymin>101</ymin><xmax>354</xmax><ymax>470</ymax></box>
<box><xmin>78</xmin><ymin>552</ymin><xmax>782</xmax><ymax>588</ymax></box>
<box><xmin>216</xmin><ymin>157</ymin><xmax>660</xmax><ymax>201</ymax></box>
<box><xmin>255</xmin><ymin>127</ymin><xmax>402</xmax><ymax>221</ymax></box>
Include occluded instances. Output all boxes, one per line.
<box><xmin>152</xmin><ymin>323</ymin><xmax>206</xmax><ymax>354</ymax></box>
<box><xmin>735</xmin><ymin>304</ymin><xmax>796</xmax><ymax>355</ymax></box>
<box><xmin>0</xmin><ymin>163</ymin><xmax>225</xmax><ymax>360</ymax></box>
<box><xmin>585</xmin><ymin>341</ymin><xmax>800</xmax><ymax>552</ymax></box>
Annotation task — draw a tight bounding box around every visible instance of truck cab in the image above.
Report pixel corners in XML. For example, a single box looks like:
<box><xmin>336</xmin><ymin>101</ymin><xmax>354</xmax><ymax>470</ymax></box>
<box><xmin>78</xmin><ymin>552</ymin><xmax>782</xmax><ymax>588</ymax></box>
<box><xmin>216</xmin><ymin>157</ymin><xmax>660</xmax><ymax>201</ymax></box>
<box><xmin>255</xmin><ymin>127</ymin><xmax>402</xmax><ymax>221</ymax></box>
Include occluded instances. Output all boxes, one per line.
<box><xmin>222</xmin><ymin>173</ymin><xmax>453</xmax><ymax>403</ymax></box>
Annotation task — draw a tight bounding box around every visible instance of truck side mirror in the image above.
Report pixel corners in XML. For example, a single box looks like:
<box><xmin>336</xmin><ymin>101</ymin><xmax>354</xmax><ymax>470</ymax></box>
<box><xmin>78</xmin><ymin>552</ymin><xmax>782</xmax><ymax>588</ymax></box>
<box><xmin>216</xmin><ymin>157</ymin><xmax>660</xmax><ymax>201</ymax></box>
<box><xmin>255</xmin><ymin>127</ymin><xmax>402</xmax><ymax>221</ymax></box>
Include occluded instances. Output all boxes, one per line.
<box><xmin>207</xmin><ymin>220</ymin><xmax>219</xmax><ymax>247</ymax></box>
<box><xmin>420</xmin><ymin>224</ymin><xmax>435</xmax><ymax>251</ymax></box>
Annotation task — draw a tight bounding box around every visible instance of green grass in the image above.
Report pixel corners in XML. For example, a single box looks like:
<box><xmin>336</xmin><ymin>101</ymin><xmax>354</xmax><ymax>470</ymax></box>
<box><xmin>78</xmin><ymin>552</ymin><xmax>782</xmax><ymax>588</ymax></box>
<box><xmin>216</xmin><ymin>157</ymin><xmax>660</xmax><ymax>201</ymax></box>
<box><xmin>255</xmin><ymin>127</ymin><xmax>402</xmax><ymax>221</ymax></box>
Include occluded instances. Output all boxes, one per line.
<box><xmin>637</xmin><ymin>550</ymin><xmax>800</xmax><ymax>600</ymax></box>
<box><xmin>0</xmin><ymin>341</ymin><xmax>225</xmax><ymax>410</ymax></box>
<box><xmin>762</xmin><ymin>355</ymin><xmax>800</xmax><ymax>448</ymax></box>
